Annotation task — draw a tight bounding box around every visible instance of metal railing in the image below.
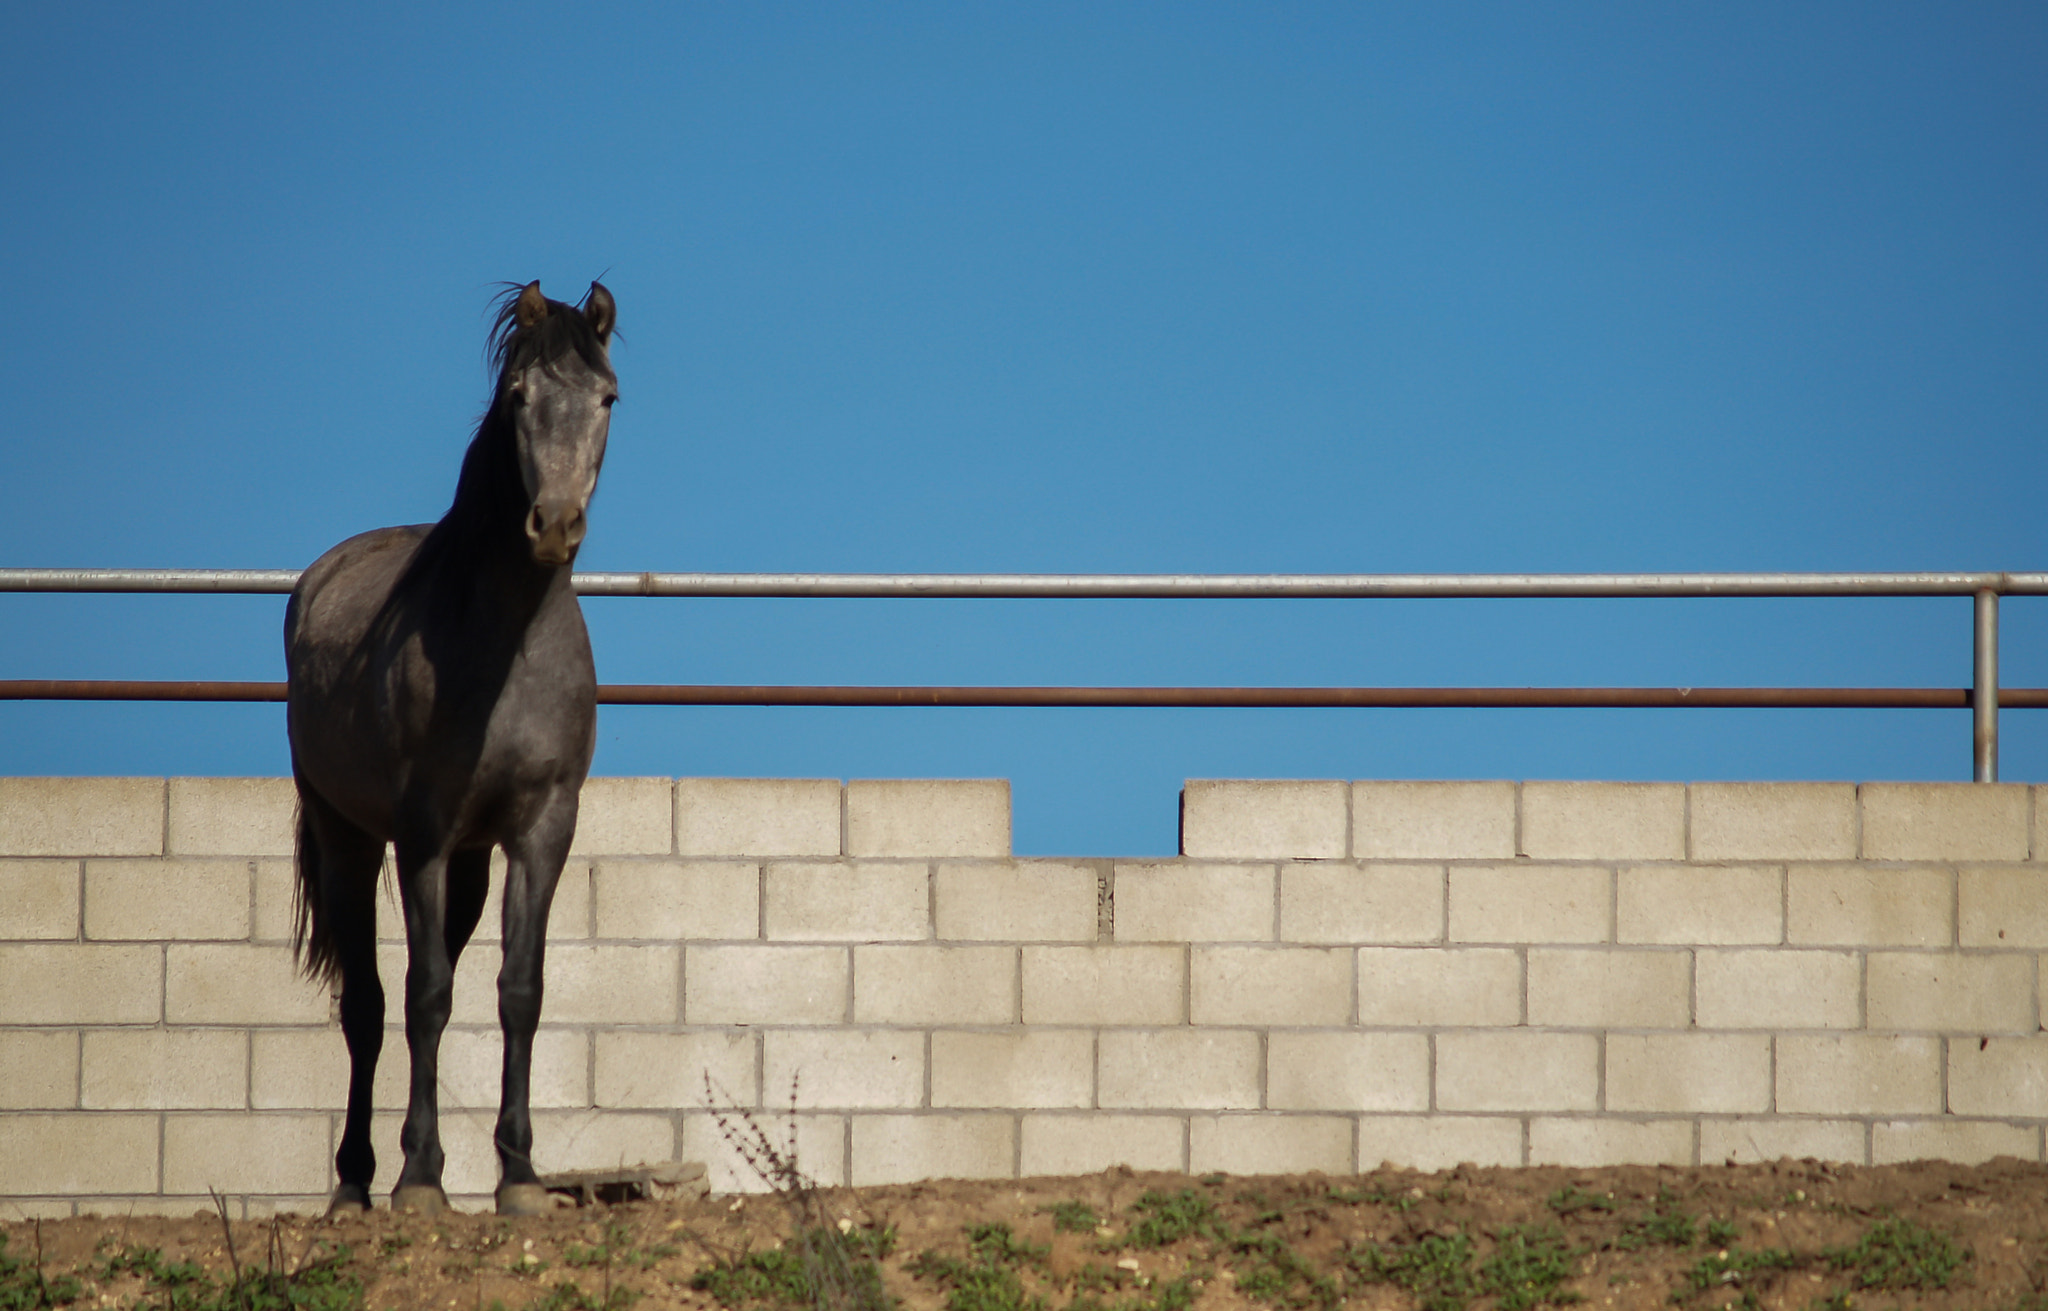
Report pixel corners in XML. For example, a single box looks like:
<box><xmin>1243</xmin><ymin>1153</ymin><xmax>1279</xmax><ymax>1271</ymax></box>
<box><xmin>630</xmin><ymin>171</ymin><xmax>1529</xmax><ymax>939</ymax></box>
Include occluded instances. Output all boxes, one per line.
<box><xmin>4</xmin><ymin>568</ymin><xmax>2043</xmax><ymax>782</ymax></box>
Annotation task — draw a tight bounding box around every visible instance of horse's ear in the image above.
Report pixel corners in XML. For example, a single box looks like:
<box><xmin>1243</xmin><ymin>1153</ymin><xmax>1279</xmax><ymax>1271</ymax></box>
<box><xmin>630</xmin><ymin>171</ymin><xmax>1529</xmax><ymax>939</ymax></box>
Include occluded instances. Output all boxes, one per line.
<box><xmin>514</xmin><ymin>281</ymin><xmax>549</xmax><ymax>329</ymax></box>
<box><xmin>583</xmin><ymin>282</ymin><xmax>615</xmax><ymax>344</ymax></box>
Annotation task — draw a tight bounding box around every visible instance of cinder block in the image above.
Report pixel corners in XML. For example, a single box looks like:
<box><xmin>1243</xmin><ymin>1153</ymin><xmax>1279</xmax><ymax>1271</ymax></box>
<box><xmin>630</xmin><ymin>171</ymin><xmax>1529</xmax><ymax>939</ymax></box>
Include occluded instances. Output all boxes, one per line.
<box><xmin>1437</xmin><ymin>1032</ymin><xmax>1598</xmax><ymax>1112</ymax></box>
<box><xmin>1022</xmin><ymin>947</ymin><xmax>1183</xmax><ymax>1025</ymax></box>
<box><xmin>1527</xmin><ymin>950</ymin><xmax>1689</xmax><ymax>1028</ymax></box>
<box><xmin>1607</xmin><ymin>1034</ymin><xmax>1770</xmax><ymax>1113</ymax></box>
<box><xmin>1778</xmin><ymin>1035</ymin><xmax>1941</xmax><ymax>1114</ymax></box>
<box><xmin>1519</xmin><ymin>783</ymin><xmax>1684</xmax><ymax>861</ymax></box>
<box><xmin>1190</xmin><ymin>1114</ymin><xmax>1350</xmax><ymax>1174</ymax></box>
<box><xmin>85</xmin><ymin>859</ymin><xmax>251</xmax><ymax>941</ymax></box>
<box><xmin>1688</xmin><ymin>783</ymin><xmax>1856</xmax><ymax>862</ymax></box>
<box><xmin>1529</xmin><ymin>1118</ymin><xmax>1691</xmax><ymax>1167</ymax></box>
<box><xmin>1449</xmin><ymin>865</ymin><xmax>1609</xmax><ymax>944</ymax></box>
<box><xmin>251</xmin><ymin>860</ymin><xmax>299</xmax><ymax>943</ymax></box>
<box><xmin>0</xmin><ymin>1114</ymin><xmax>159</xmax><ymax>1193</ymax></box>
<box><xmin>593</xmin><ymin>860</ymin><xmax>758</xmax><ymax>941</ymax></box>
<box><xmin>1356</xmin><ymin>948</ymin><xmax>1520</xmax><ymax>1027</ymax></box>
<box><xmin>676</xmin><ymin>779</ymin><xmax>841</xmax><ymax>857</ymax></box>
<box><xmin>687</xmin><ymin>944</ymin><xmax>848</xmax><ymax>1025</ymax></box>
<box><xmin>569</xmin><ymin>777</ymin><xmax>675</xmax><ymax>856</ymax></box>
<box><xmin>935</xmin><ymin>863</ymin><xmax>1098</xmax><ymax>942</ymax></box>
<box><xmin>1959</xmin><ymin>865</ymin><xmax>2048</xmax><ymax>946</ymax></box>
<box><xmin>1352</xmin><ymin>782</ymin><xmax>1515</xmax><ymax>860</ymax></box>
<box><xmin>1114</xmin><ymin>863</ymin><xmax>1274</xmax><ymax>942</ymax></box>
<box><xmin>251</xmin><ymin>1030</ymin><xmax>348</xmax><ymax>1111</ymax></box>
<box><xmin>1180</xmin><ymin>781</ymin><xmax>1346</xmax><ymax>860</ymax></box>
<box><xmin>597</xmin><ymin>1030</ymin><xmax>756</xmax><ymax>1110</ymax></box>
<box><xmin>82</xmin><ymin>1029</ymin><xmax>247</xmax><ymax>1109</ymax></box>
<box><xmin>1867</xmin><ymin>953</ymin><xmax>2033</xmax><ymax>1032</ymax></box>
<box><xmin>765</xmin><ymin>1031</ymin><xmax>923</xmax><ymax>1109</ymax></box>
<box><xmin>682</xmin><ymin>1112</ymin><xmax>845</xmax><ymax>1192</ymax></box>
<box><xmin>164</xmin><ymin>1114</ymin><xmax>332</xmax><ymax>1195</ymax></box>
<box><xmin>1190</xmin><ymin>947</ymin><xmax>1350</xmax><ymax>1026</ymax></box>
<box><xmin>168</xmin><ymin>777</ymin><xmax>296</xmax><ymax>856</ymax></box>
<box><xmin>0</xmin><ymin>944</ymin><xmax>161</xmax><ymax>1024</ymax></box>
<box><xmin>851</xmin><ymin>1114</ymin><xmax>1013</xmax><ymax>1185</ymax></box>
<box><xmin>465</xmin><ymin>856</ymin><xmax>591</xmax><ymax>943</ymax></box>
<box><xmin>1100</xmin><ymin>1030</ymin><xmax>1260</xmax><ymax>1110</ymax></box>
<box><xmin>845</xmin><ymin>780</ymin><xmax>1009</xmax><ymax>858</ymax></box>
<box><xmin>1862</xmin><ymin>783</ymin><xmax>2029</xmax><ymax>862</ymax></box>
<box><xmin>533</xmin><ymin>943</ymin><xmax>679</xmax><ymax>1024</ymax></box>
<box><xmin>165</xmin><ymin>944</ymin><xmax>340</xmax><ymax>1026</ymax></box>
<box><xmin>370</xmin><ymin>1107</ymin><xmax>496</xmax><ymax>1195</ymax></box>
<box><xmin>1279</xmin><ymin>863</ymin><xmax>1442</xmax><ymax>945</ymax></box>
<box><xmin>0</xmin><ymin>1031</ymin><xmax>78</xmax><ymax>1108</ymax></box>
<box><xmin>529</xmin><ymin>1109</ymin><xmax>677</xmax><ymax>1177</ymax></box>
<box><xmin>1357</xmin><ymin>1116</ymin><xmax>1523</xmax><ymax>1170</ymax></box>
<box><xmin>853</xmin><ymin>945</ymin><xmax>1015</xmax><ymax>1024</ymax></box>
<box><xmin>1695</xmin><ymin>950</ymin><xmax>1860</xmax><ymax>1030</ymax></box>
<box><xmin>1873</xmin><ymin>1119</ymin><xmax>2039</xmax><ymax>1165</ymax></box>
<box><xmin>1616</xmin><ymin>866</ymin><xmax>1781</xmax><ymax>946</ymax></box>
<box><xmin>1700</xmin><ymin>1119</ymin><xmax>1864</xmax><ymax>1165</ymax></box>
<box><xmin>1020</xmin><ymin>1115</ymin><xmax>1184</xmax><ymax>1175</ymax></box>
<box><xmin>0</xmin><ymin>860</ymin><xmax>81</xmax><ymax>939</ymax></box>
<box><xmin>932</xmin><ymin>1030</ymin><xmax>1093</xmax><ymax>1109</ymax></box>
<box><xmin>423</xmin><ymin>1028</ymin><xmax>587</xmax><ymax>1111</ymax></box>
<box><xmin>0</xmin><ymin>777</ymin><xmax>162</xmax><ymax>857</ymax></box>
<box><xmin>1949</xmin><ymin>1037</ymin><xmax>2048</xmax><ymax>1117</ymax></box>
<box><xmin>765</xmin><ymin>862</ymin><xmax>928</xmax><ymax>942</ymax></box>
<box><xmin>1787</xmin><ymin>866</ymin><xmax>1951</xmax><ymax>947</ymax></box>
<box><xmin>1268</xmin><ymin>1033</ymin><xmax>1429</xmax><ymax>1112</ymax></box>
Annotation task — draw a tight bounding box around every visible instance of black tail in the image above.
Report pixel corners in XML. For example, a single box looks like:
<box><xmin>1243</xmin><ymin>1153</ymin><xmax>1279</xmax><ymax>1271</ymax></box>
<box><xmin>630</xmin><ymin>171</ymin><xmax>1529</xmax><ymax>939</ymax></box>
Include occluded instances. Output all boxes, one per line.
<box><xmin>292</xmin><ymin>798</ymin><xmax>343</xmax><ymax>987</ymax></box>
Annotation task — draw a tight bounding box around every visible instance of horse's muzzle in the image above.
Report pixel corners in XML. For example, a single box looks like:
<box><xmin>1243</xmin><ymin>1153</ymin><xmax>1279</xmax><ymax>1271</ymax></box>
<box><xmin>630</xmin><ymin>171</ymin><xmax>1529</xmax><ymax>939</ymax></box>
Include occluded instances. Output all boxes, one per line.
<box><xmin>526</xmin><ymin>500</ymin><xmax>587</xmax><ymax>566</ymax></box>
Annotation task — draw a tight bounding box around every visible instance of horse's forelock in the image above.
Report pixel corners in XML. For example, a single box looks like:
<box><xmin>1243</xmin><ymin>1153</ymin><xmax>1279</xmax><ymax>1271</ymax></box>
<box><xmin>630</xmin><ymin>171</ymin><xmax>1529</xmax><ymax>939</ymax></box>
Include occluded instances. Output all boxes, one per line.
<box><xmin>485</xmin><ymin>283</ymin><xmax>613</xmax><ymax>383</ymax></box>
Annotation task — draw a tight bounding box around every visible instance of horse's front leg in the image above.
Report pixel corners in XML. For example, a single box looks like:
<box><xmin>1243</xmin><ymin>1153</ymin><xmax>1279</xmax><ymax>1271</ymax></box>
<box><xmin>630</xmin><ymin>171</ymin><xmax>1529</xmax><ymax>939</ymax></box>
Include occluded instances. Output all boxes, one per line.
<box><xmin>492</xmin><ymin>803</ymin><xmax>574</xmax><ymax>1216</ymax></box>
<box><xmin>392</xmin><ymin>838</ymin><xmax>459</xmax><ymax>1214</ymax></box>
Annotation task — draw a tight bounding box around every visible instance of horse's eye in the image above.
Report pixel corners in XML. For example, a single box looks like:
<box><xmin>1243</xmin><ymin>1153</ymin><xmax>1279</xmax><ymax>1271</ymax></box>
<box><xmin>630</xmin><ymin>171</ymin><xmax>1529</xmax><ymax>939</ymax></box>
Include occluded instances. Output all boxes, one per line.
<box><xmin>601</xmin><ymin>393</ymin><xmax>618</xmax><ymax>409</ymax></box>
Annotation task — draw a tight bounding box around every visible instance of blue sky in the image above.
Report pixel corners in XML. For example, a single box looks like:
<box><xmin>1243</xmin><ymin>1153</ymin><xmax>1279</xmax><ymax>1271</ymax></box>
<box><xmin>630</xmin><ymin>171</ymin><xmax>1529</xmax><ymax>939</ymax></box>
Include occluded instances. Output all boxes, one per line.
<box><xmin>3</xmin><ymin>4</ymin><xmax>2045</xmax><ymax>854</ymax></box>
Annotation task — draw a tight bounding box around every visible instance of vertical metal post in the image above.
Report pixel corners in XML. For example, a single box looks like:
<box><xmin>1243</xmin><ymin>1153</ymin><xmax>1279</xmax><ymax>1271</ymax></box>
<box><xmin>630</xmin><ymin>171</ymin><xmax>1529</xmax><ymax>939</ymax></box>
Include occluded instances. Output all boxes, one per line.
<box><xmin>1975</xmin><ymin>588</ymin><xmax>1999</xmax><ymax>782</ymax></box>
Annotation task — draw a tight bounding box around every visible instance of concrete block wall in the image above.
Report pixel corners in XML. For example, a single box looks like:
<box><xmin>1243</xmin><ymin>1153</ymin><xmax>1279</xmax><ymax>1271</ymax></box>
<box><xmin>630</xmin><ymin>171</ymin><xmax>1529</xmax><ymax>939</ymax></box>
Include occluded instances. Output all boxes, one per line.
<box><xmin>3</xmin><ymin>775</ymin><xmax>2048</xmax><ymax>1215</ymax></box>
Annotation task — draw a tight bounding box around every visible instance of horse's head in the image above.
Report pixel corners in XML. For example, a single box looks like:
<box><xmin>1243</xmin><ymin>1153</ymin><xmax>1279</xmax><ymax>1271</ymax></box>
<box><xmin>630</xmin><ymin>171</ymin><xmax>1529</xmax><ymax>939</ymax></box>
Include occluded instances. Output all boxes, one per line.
<box><xmin>495</xmin><ymin>281</ymin><xmax>617</xmax><ymax>567</ymax></box>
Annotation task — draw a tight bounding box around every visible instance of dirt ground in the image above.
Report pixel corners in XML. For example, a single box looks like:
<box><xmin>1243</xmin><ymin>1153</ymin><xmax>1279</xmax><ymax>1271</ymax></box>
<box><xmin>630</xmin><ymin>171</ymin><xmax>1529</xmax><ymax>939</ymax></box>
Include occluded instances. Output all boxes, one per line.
<box><xmin>7</xmin><ymin>1158</ymin><xmax>2048</xmax><ymax>1310</ymax></box>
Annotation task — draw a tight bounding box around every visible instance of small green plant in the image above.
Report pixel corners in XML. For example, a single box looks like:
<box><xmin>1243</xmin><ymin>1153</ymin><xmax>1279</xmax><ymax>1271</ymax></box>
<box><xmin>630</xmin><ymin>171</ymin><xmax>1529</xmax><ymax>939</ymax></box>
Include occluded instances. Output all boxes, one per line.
<box><xmin>527</xmin><ymin>1279</ymin><xmax>640</xmax><ymax>1311</ymax></box>
<box><xmin>1681</xmin><ymin>1246</ymin><xmax>1801</xmax><ymax>1297</ymax></box>
<box><xmin>1348</xmin><ymin>1232</ymin><xmax>1479</xmax><ymax>1311</ymax></box>
<box><xmin>1615</xmin><ymin>1190</ymin><xmax>1697</xmax><ymax>1251</ymax></box>
<box><xmin>0</xmin><ymin>1227</ymin><xmax>84</xmax><ymax>1308</ymax></box>
<box><xmin>907</xmin><ymin>1224</ymin><xmax>1047</xmax><ymax>1311</ymax></box>
<box><xmin>1122</xmin><ymin>1191</ymin><xmax>1224</xmax><ymax>1250</ymax></box>
<box><xmin>89</xmin><ymin>1238</ymin><xmax>361</xmax><ymax>1311</ymax></box>
<box><xmin>1475</xmin><ymin>1226</ymin><xmax>1580</xmax><ymax>1310</ymax></box>
<box><xmin>1546</xmin><ymin>1186</ymin><xmax>1618</xmax><ymax>1216</ymax></box>
<box><xmin>1227</xmin><ymin>1229</ymin><xmax>1339</xmax><ymax>1310</ymax></box>
<box><xmin>1042</xmin><ymin>1201</ymin><xmax>1100</xmax><ymax>1234</ymax></box>
<box><xmin>1821</xmin><ymin>1217</ymin><xmax>1967</xmax><ymax>1292</ymax></box>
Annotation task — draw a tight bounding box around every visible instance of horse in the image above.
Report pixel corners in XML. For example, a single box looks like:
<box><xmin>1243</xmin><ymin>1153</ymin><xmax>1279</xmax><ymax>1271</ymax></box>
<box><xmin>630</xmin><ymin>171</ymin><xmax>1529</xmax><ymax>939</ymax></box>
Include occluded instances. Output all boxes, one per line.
<box><xmin>285</xmin><ymin>280</ymin><xmax>617</xmax><ymax>1216</ymax></box>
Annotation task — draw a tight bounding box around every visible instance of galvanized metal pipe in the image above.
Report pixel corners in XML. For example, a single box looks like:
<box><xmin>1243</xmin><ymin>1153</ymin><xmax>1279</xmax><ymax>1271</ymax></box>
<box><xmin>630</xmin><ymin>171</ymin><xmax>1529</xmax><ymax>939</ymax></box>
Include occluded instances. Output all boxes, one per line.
<box><xmin>5</xmin><ymin>680</ymin><xmax>2045</xmax><ymax>709</ymax></box>
<box><xmin>1976</xmin><ymin>589</ymin><xmax>2000</xmax><ymax>782</ymax></box>
<box><xmin>7</xmin><ymin>568</ymin><xmax>2048</xmax><ymax>599</ymax></box>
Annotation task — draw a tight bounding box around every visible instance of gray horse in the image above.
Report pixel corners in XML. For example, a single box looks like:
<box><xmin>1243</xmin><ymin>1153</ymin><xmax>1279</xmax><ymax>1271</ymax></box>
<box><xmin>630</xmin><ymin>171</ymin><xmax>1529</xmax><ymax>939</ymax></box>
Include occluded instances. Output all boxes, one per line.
<box><xmin>286</xmin><ymin>280</ymin><xmax>617</xmax><ymax>1216</ymax></box>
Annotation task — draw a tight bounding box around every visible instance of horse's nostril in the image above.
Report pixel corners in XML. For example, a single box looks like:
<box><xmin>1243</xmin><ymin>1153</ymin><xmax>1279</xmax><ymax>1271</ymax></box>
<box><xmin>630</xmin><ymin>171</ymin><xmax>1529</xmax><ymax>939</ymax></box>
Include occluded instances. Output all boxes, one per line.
<box><xmin>526</xmin><ymin>505</ymin><xmax>546</xmax><ymax>540</ymax></box>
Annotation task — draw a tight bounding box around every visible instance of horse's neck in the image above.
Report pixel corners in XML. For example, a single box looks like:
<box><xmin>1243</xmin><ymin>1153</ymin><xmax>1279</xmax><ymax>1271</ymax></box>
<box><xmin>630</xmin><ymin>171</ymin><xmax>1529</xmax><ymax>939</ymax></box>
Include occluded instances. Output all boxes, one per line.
<box><xmin>420</xmin><ymin>416</ymin><xmax>568</xmax><ymax>624</ymax></box>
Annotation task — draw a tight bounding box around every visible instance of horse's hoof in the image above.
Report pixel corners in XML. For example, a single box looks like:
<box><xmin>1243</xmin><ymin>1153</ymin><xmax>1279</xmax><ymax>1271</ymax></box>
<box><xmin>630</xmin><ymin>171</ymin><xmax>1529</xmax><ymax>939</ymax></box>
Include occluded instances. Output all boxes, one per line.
<box><xmin>392</xmin><ymin>1185</ymin><xmax>450</xmax><ymax>1215</ymax></box>
<box><xmin>496</xmin><ymin>1182</ymin><xmax>553</xmax><ymax>1217</ymax></box>
<box><xmin>327</xmin><ymin>1184</ymin><xmax>372</xmax><ymax>1217</ymax></box>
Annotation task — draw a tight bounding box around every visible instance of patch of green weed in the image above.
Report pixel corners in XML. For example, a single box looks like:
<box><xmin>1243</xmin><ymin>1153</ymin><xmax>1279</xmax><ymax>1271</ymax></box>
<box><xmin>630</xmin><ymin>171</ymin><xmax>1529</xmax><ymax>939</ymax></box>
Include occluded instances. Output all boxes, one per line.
<box><xmin>1476</xmin><ymin>1226</ymin><xmax>1580</xmax><ymax>1310</ymax></box>
<box><xmin>1042</xmin><ymin>1202</ymin><xmax>1100</xmax><ymax>1234</ymax></box>
<box><xmin>1821</xmin><ymin>1217</ymin><xmax>1967</xmax><ymax>1292</ymax></box>
<box><xmin>1122</xmin><ymin>1192</ymin><xmax>1224</xmax><ymax>1250</ymax></box>
<box><xmin>1547</xmin><ymin>1187</ymin><xmax>1618</xmax><ymax>1217</ymax></box>
<box><xmin>1681</xmin><ymin>1246</ymin><xmax>1800</xmax><ymax>1297</ymax></box>
<box><xmin>1348</xmin><ymin>1232</ymin><xmax>1478</xmax><ymax>1311</ymax></box>
<box><xmin>0</xmin><ymin>1230</ymin><xmax>85</xmax><ymax>1308</ymax></box>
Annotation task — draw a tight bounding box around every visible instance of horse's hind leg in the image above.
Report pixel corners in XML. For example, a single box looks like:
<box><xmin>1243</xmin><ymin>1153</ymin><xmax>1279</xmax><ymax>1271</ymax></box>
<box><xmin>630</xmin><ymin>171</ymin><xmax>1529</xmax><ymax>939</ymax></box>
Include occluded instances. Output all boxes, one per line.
<box><xmin>299</xmin><ymin>790</ymin><xmax>386</xmax><ymax>1215</ymax></box>
<box><xmin>493</xmin><ymin>800</ymin><xmax>576</xmax><ymax>1216</ymax></box>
